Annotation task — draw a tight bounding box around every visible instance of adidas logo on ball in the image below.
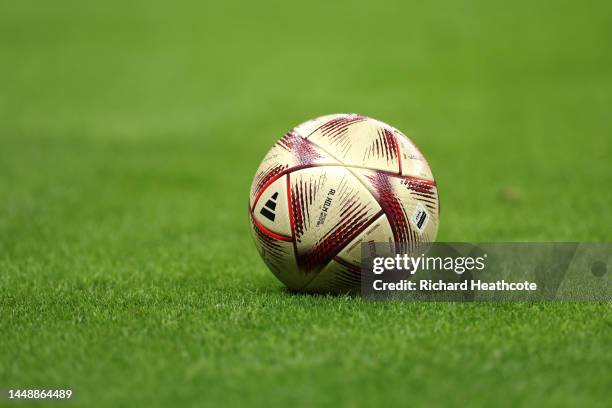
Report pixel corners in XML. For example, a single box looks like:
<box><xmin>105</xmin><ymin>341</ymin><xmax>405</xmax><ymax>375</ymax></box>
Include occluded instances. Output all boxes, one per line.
<box><xmin>259</xmin><ymin>192</ymin><xmax>278</xmax><ymax>222</ymax></box>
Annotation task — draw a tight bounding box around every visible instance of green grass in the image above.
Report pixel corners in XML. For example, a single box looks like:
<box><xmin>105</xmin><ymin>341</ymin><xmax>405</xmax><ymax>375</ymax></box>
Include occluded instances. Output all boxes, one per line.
<box><xmin>1</xmin><ymin>0</ymin><xmax>611</xmax><ymax>406</ymax></box>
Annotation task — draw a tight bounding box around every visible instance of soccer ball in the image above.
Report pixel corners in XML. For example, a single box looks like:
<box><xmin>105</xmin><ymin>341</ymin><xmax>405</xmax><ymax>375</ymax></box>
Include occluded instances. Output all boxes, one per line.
<box><xmin>248</xmin><ymin>114</ymin><xmax>439</xmax><ymax>293</ymax></box>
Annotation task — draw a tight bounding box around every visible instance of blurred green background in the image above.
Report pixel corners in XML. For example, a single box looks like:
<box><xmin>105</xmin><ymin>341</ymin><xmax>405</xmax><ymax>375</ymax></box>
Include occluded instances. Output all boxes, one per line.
<box><xmin>1</xmin><ymin>0</ymin><xmax>610</xmax><ymax>407</ymax></box>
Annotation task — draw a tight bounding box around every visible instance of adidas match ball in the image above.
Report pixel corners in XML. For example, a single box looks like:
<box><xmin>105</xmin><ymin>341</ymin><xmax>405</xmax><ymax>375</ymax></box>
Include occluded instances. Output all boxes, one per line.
<box><xmin>248</xmin><ymin>114</ymin><xmax>439</xmax><ymax>293</ymax></box>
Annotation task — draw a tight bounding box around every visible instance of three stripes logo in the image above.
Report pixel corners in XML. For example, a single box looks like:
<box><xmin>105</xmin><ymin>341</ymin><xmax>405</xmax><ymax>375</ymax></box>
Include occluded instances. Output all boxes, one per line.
<box><xmin>416</xmin><ymin>211</ymin><xmax>427</xmax><ymax>229</ymax></box>
<box><xmin>411</xmin><ymin>203</ymin><xmax>429</xmax><ymax>233</ymax></box>
<box><xmin>260</xmin><ymin>192</ymin><xmax>278</xmax><ymax>222</ymax></box>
